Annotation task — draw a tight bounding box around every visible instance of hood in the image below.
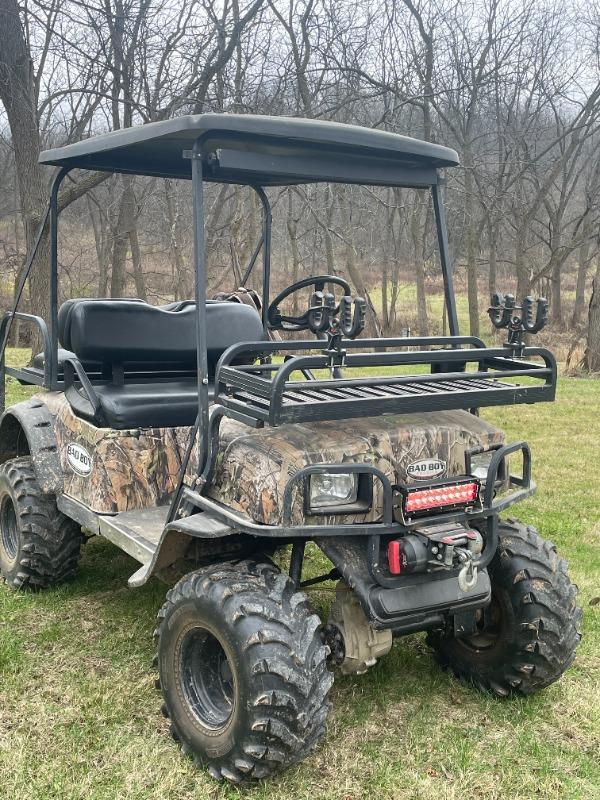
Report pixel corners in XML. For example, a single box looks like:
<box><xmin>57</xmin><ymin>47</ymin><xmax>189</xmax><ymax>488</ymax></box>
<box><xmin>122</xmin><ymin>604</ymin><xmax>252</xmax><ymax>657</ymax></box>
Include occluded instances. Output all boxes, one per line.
<box><xmin>208</xmin><ymin>410</ymin><xmax>504</xmax><ymax>525</ymax></box>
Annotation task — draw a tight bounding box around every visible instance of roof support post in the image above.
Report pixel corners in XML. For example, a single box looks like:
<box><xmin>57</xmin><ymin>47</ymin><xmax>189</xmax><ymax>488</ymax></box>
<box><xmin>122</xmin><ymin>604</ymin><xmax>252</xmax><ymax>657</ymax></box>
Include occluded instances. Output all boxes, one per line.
<box><xmin>0</xmin><ymin>167</ymin><xmax>69</xmax><ymax>399</ymax></box>
<box><xmin>49</xmin><ymin>168</ymin><xmax>70</xmax><ymax>388</ymax></box>
<box><xmin>432</xmin><ymin>180</ymin><xmax>460</xmax><ymax>336</ymax></box>
<box><xmin>191</xmin><ymin>140</ymin><xmax>210</xmax><ymax>476</ymax></box>
<box><xmin>252</xmin><ymin>186</ymin><xmax>272</xmax><ymax>332</ymax></box>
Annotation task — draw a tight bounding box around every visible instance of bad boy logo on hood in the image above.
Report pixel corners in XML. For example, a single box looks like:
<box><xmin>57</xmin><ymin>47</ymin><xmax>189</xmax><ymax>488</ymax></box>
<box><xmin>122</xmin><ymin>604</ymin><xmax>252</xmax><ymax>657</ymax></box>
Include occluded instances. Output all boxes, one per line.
<box><xmin>406</xmin><ymin>458</ymin><xmax>447</xmax><ymax>480</ymax></box>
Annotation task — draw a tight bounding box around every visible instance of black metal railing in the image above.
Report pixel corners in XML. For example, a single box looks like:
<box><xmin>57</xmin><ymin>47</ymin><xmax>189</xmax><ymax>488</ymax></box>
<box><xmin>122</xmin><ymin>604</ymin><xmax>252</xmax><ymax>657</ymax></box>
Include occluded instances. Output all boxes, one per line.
<box><xmin>215</xmin><ymin>336</ymin><xmax>557</xmax><ymax>426</ymax></box>
<box><xmin>0</xmin><ymin>311</ymin><xmax>53</xmax><ymax>414</ymax></box>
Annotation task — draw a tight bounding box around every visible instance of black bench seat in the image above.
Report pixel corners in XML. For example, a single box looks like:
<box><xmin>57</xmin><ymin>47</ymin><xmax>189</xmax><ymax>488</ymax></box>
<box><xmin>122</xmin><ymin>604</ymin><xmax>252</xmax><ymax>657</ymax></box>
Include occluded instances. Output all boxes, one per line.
<box><xmin>57</xmin><ymin>299</ymin><xmax>264</xmax><ymax>429</ymax></box>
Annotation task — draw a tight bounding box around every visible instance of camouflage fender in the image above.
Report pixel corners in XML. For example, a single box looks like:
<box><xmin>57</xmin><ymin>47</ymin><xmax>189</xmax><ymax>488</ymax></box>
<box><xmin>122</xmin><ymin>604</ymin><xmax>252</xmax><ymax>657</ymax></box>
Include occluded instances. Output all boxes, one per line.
<box><xmin>46</xmin><ymin>393</ymin><xmax>194</xmax><ymax>513</ymax></box>
<box><xmin>0</xmin><ymin>396</ymin><xmax>63</xmax><ymax>494</ymax></box>
<box><xmin>207</xmin><ymin>410</ymin><xmax>505</xmax><ymax>525</ymax></box>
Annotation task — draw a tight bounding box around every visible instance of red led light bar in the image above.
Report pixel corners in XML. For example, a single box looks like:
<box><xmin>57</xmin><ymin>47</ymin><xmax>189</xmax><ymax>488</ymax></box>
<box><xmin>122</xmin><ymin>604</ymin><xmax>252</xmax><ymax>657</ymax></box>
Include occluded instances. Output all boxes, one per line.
<box><xmin>402</xmin><ymin>479</ymin><xmax>480</xmax><ymax>517</ymax></box>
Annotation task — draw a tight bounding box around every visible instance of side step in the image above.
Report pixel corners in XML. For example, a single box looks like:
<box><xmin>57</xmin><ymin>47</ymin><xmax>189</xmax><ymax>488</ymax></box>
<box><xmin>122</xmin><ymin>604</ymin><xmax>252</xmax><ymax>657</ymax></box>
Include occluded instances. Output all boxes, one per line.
<box><xmin>127</xmin><ymin>510</ymin><xmax>235</xmax><ymax>588</ymax></box>
<box><xmin>164</xmin><ymin>513</ymin><xmax>232</xmax><ymax>537</ymax></box>
<box><xmin>98</xmin><ymin>506</ymin><xmax>169</xmax><ymax>566</ymax></box>
<box><xmin>57</xmin><ymin>494</ymin><xmax>234</xmax><ymax>588</ymax></box>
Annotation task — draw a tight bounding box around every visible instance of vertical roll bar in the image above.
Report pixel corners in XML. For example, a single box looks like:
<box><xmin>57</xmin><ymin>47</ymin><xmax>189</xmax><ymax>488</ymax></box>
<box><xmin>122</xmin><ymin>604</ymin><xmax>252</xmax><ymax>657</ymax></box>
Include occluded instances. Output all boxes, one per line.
<box><xmin>191</xmin><ymin>139</ymin><xmax>210</xmax><ymax>476</ymax></box>
<box><xmin>49</xmin><ymin>168</ymin><xmax>70</xmax><ymax>388</ymax></box>
<box><xmin>0</xmin><ymin>167</ymin><xmax>69</xmax><ymax>408</ymax></box>
<box><xmin>252</xmin><ymin>185</ymin><xmax>272</xmax><ymax>332</ymax></box>
<box><xmin>432</xmin><ymin>180</ymin><xmax>460</xmax><ymax>337</ymax></box>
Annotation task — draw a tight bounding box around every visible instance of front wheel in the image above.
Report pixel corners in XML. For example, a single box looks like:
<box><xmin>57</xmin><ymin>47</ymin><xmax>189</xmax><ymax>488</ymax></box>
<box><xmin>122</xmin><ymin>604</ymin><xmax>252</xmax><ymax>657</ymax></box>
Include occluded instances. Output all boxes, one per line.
<box><xmin>155</xmin><ymin>559</ymin><xmax>333</xmax><ymax>784</ymax></box>
<box><xmin>428</xmin><ymin>518</ymin><xmax>582</xmax><ymax>696</ymax></box>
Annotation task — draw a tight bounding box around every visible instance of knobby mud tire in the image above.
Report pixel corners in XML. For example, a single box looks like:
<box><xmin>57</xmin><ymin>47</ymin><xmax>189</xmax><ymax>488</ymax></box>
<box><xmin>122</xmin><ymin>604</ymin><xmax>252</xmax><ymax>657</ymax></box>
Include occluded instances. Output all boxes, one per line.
<box><xmin>155</xmin><ymin>558</ymin><xmax>333</xmax><ymax>783</ymax></box>
<box><xmin>0</xmin><ymin>457</ymin><xmax>84</xmax><ymax>590</ymax></box>
<box><xmin>428</xmin><ymin>518</ymin><xmax>582</xmax><ymax>696</ymax></box>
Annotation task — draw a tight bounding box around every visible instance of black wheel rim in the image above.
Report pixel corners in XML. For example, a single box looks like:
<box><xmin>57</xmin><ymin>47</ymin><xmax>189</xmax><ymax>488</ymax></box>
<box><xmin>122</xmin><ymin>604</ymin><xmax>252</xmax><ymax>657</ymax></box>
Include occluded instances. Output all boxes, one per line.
<box><xmin>460</xmin><ymin>592</ymin><xmax>504</xmax><ymax>650</ymax></box>
<box><xmin>0</xmin><ymin>495</ymin><xmax>19</xmax><ymax>562</ymax></box>
<box><xmin>180</xmin><ymin>627</ymin><xmax>235</xmax><ymax>731</ymax></box>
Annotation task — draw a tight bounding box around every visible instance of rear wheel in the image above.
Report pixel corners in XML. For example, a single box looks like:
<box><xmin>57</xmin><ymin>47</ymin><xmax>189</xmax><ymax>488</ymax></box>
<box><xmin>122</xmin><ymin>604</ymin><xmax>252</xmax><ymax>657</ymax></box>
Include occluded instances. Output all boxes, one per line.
<box><xmin>0</xmin><ymin>457</ymin><xmax>84</xmax><ymax>590</ymax></box>
<box><xmin>428</xmin><ymin>518</ymin><xmax>582</xmax><ymax>696</ymax></box>
<box><xmin>155</xmin><ymin>559</ymin><xmax>333</xmax><ymax>784</ymax></box>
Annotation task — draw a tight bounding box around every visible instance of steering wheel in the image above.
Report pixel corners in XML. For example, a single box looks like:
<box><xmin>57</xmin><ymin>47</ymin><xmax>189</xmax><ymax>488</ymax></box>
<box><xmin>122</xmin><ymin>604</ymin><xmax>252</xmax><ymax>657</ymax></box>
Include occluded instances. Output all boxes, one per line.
<box><xmin>267</xmin><ymin>275</ymin><xmax>352</xmax><ymax>332</ymax></box>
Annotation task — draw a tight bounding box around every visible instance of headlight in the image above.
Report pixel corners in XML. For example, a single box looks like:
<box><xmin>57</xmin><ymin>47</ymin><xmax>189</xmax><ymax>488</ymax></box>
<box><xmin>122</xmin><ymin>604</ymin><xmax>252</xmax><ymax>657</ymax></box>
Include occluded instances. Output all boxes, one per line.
<box><xmin>469</xmin><ymin>451</ymin><xmax>495</xmax><ymax>481</ymax></box>
<box><xmin>309</xmin><ymin>472</ymin><xmax>358</xmax><ymax>509</ymax></box>
<box><xmin>469</xmin><ymin>449</ymin><xmax>507</xmax><ymax>484</ymax></box>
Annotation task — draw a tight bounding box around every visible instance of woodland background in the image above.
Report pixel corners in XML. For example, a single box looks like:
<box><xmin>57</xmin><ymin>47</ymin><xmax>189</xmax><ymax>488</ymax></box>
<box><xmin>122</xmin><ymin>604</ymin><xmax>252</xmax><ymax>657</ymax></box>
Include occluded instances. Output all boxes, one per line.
<box><xmin>1</xmin><ymin>0</ymin><xmax>600</xmax><ymax>367</ymax></box>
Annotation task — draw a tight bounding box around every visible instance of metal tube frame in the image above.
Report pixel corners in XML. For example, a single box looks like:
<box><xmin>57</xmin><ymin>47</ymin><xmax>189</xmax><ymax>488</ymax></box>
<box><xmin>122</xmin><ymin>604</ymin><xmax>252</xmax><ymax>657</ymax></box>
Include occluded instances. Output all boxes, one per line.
<box><xmin>191</xmin><ymin>140</ymin><xmax>211</xmax><ymax>478</ymax></box>
<box><xmin>3</xmin><ymin>150</ymin><xmax>479</xmax><ymax>557</ymax></box>
<box><xmin>252</xmin><ymin>185</ymin><xmax>272</xmax><ymax>332</ymax></box>
<box><xmin>432</xmin><ymin>180</ymin><xmax>460</xmax><ymax>337</ymax></box>
<box><xmin>173</xmin><ymin>177</ymin><xmax>273</xmax><ymax>490</ymax></box>
<box><xmin>0</xmin><ymin>167</ymin><xmax>69</xmax><ymax>411</ymax></box>
<box><xmin>213</xmin><ymin>338</ymin><xmax>556</xmax><ymax>427</ymax></box>
<box><xmin>49</xmin><ymin>169</ymin><xmax>70</xmax><ymax>388</ymax></box>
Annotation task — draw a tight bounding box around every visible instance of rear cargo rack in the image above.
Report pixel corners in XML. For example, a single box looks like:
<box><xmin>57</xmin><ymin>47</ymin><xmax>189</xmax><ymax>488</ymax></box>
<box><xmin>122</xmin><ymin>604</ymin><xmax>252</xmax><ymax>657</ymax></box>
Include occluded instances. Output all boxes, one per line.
<box><xmin>215</xmin><ymin>336</ymin><xmax>557</xmax><ymax>426</ymax></box>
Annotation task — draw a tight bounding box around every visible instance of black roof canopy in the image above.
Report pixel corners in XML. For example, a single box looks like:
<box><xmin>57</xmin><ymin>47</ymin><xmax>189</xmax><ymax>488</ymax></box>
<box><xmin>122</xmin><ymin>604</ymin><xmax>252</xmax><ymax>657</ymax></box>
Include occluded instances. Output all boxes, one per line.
<box><xmin>39</xmin><ymin>113</ymin><xmax>459</xmax><ymax>187</ymax></box>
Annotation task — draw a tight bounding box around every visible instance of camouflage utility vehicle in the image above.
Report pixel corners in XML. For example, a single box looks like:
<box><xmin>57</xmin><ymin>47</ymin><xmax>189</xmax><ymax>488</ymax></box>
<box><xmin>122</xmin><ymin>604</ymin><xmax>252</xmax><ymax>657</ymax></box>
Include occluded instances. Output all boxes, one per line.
<box><xmin>0</xmin><ymin>115</ymin><xmax>581</xmax><ymax>783</ymax></box>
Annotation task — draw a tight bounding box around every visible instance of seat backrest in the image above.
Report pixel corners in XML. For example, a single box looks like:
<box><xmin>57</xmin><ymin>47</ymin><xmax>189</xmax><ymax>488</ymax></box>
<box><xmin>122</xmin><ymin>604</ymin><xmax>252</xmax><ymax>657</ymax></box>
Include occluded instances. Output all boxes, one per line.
<box><xmin>62</xmin><ymin>299</ymin><xmax>265</xmax><ymax>374</ymax></box>
<box><xmin>58</xmin><ymin>297</ymin><xmax>145</xmax><ymax>351</ymax></box>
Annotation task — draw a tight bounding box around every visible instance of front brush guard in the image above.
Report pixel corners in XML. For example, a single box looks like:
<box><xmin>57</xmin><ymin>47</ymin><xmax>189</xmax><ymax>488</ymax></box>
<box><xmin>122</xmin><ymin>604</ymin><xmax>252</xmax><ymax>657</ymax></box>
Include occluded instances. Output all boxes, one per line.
<box><xmin>364</xmin><ymin>440</ymin><xmax>534</xmax><ymax>589</ymax></box>
<box><xmin>316</xmin><ymin>442</ymin><xmax>533</xmax><ymax>630</ymax></box>
<box><xmin>178</xmin><ymin>440</ymin><xmax>533</xmax><ymax>599</ymax></box>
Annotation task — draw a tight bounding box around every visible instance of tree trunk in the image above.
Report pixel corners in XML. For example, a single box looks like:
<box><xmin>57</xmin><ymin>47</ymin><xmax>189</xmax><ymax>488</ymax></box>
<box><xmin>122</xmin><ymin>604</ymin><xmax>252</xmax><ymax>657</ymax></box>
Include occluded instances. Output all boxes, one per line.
<box><xmin>10</xmin><ymin>180</ymin><xmax>23</xmax><ymax>346</ymax></box>
<box><xmin>164</xmin><ymin>179</ymin><xmax>190</xmax><ymax>300</ymax></box>
<box><xmin>463</xmin><ymin>149</ymin><xmax>480</xmax><ymax>336</ymax></box>
<box><xmin>550</xmin><ymin>255</ymin><xmax>563</xmax><ymax>326</ymax></box>
<box><xmin>572</xmin><ymin>238</ymin><xmax>590</xmax><ymax>327</ymax></box>
<box><xmin>336</xmin><ymin>186</ymin><xmax>381</xmax><ymax>337</ymax></box>
<box><xmin>0</xmin><ymin>0</ymin><xmax>50</xmax><ymax>350</ymax></box>
<box><xmin>10</xmin><ymin>261</ymin><xmax>26</xmax><ymax>346</ymax></box>
<box><xmin>514</xmin><ymin>228</ymin><xmax>530</xmax><ymax>300</ymax></box>
<box><xmin>583</xmin><ymin>256</ymin><xmax>600</xmax><ymax>372</ymax></box>
<box><xmin>488</xmin><ymin>219</ymin><xmax>498</xmax><ymax>297</ymax></box>
<box><xmin>87</xmin><ymin>194</ymin><xmax>111</xmax><ymax>296</ymax></box>
<box><xmin>410</xmin><ymin>196</ymin><xmax>429</xmax><ymax>336</ymax></box>
<box><xmin>129</xmin><ymin>226</ymin><xmax>147</xmax><ymax>301</ymax></box>
<box><xmin>324</xmin><ymin>185</ymin><xmax>336</xmax><ymax>275</ymax></box>
<box><xmin>110</xmin><ymin>175</ymin><xmax>136</xmax><ymax>297</ymax></box>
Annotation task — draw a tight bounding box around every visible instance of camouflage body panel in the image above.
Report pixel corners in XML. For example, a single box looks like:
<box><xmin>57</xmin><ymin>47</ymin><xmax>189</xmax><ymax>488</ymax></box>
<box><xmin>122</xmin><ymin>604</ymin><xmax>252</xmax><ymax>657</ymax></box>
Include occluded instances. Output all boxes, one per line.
<box><xmin>38</xmin><ymin>393</ymin><xmax>195</xmax><ymax>513</ymax></box>
<box><xmin>34</xmin><ymin>394</ymin><xmax>503</xmax><ymax>523</ymax></box>
<box><xmin>207</xmin><ymin>410</ymin><xmax>505</xmax><ymax>525</ymax></box>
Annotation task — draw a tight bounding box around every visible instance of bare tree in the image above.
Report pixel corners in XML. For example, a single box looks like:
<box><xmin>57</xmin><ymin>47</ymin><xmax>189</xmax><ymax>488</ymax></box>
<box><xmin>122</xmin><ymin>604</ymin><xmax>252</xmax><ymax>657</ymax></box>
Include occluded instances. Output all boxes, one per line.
<box><xmin>1</xmin><ymin>0</ymin><xmax>600</xmax><ymax>370</ymax></box>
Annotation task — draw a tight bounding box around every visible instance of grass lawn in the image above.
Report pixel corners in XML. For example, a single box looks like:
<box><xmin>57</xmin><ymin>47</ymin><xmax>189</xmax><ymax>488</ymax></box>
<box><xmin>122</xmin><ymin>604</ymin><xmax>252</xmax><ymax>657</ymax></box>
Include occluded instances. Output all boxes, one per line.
<box><xmin>0</xmin><ymin>349</ymin><xmax>599</xmax><ymax>800</ymax></box>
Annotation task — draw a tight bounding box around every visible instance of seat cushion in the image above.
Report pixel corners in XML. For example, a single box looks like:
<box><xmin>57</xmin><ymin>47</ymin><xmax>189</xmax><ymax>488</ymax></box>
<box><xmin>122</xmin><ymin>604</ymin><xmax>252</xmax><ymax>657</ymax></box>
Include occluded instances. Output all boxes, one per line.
<box><xmin>33</xmin><ymin>348</ymin><xmax>196</xmax><ymax>380</ymax></box>
<box><xmin>57</xmin><ymin>298</ymin><xmax>264</xmax><ymax>429</ymax></box>
<box><xmin>72</xmin><ymin>380</ymin><xmax>214</xmax><ymax>430</ymax></box>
